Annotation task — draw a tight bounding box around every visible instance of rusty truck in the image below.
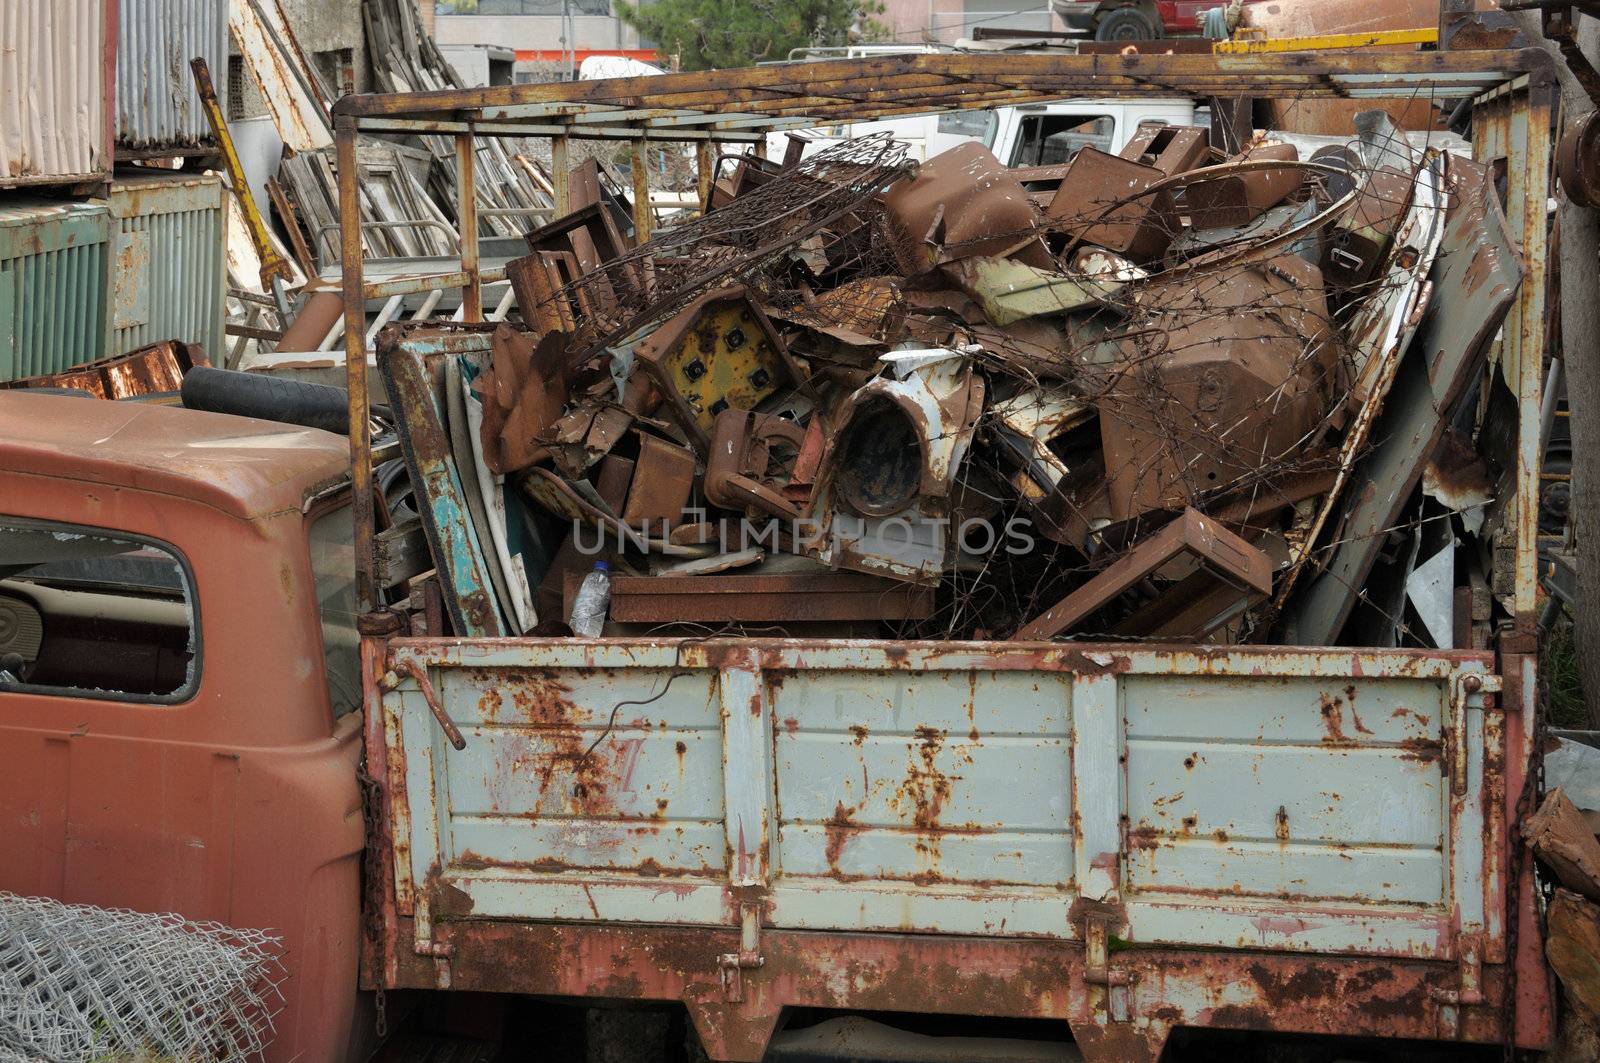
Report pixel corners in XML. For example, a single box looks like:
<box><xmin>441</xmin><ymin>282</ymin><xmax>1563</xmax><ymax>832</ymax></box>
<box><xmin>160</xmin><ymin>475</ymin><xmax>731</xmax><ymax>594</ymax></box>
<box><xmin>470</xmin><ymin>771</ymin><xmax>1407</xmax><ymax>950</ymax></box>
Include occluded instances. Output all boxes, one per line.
<box><xmin>0</xmin><ymin>44</ymin><xmax>1564</xmax><ymax>1063</ymax></box>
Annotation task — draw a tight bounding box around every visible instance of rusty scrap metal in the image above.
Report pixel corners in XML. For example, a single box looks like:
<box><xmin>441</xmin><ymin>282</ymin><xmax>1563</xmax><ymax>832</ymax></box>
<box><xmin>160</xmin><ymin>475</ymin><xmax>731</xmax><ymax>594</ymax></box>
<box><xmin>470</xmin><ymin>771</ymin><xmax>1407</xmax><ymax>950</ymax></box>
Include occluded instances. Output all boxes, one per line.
<box><xmin>1016</xmin><ymin>508</ymin><xmax>1273</xmax><ymax>640</ymax></box>
<box><xmin>1558</xmin><ymin>110</ymin><xmax>1600</xmax><ymax>207</ymax></box>
<box><xmin>1046</xmin><ymin>147</ymin><xmax>1176</xmax><ymax>263</ymax></box>
<box><xmin>0</xmin><ymin>339</ymin><xmax>209</xmax><ymax>400</ymax></box>
<box><xmin>705</xmin><ymin>410</ymin><xmax>809</xmax><ymax>521</ymax></box>
<box><xmin>607</xmin><ymin>570</ymin><xmax>935</xmax><ymax>623</ymax></box>
<box><xmin>1184</xmin><ymin>142</ymin><xmax>1303</xmax><ymax>230</ymax></box>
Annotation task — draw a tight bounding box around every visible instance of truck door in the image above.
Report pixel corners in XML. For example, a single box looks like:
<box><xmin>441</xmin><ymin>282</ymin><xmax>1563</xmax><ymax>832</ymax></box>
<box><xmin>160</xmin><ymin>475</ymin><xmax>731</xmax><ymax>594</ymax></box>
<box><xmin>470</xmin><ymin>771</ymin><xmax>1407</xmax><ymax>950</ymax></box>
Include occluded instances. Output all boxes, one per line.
<box><xmin>1004</xmin><ymin>106</ymin><xmax>1117</xmax><ymax>167</ymax></box>
<box><xmin>0</xmin><ymin>517</ymin><xmax>224</xmax><ymax>917</ymax></box>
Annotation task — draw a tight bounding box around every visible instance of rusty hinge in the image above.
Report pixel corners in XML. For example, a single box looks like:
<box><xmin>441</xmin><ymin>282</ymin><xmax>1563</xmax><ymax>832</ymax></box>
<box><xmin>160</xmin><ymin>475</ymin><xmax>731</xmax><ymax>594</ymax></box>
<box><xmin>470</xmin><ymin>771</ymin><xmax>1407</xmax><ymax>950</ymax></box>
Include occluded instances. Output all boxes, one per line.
<box><xmin>1083</xmin><ymin>909</ymin><xmax>1136</xmax><ymax>1022</ymax></box>
<box><xmin>1448</xmin><ymin>671</ymin><xmax>1502</xmax><ymax>797</ymax></box>
<box><xmin>718</xmin><ymin>902</ymin><xmax>764</xmax><ymax>1003</ymax></box>
<box><xmin>413</xmin><ymin>899</ymin><xmax>455</xmax><ymax>990</ymax></box>
<box><xmin>1430</xmin><ymin>939</ymin><xmax>1483</xmax><ymax>1039</ymax></box>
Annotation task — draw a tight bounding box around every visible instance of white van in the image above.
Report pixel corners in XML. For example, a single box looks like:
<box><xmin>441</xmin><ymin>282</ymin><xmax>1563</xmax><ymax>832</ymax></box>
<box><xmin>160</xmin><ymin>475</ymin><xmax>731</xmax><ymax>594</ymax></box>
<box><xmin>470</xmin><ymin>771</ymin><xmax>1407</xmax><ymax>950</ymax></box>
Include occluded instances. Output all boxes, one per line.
<box><xmin>767</xmin><ymin>97</ymin><xmax>1199</xmax><ymax>164</ymax></box>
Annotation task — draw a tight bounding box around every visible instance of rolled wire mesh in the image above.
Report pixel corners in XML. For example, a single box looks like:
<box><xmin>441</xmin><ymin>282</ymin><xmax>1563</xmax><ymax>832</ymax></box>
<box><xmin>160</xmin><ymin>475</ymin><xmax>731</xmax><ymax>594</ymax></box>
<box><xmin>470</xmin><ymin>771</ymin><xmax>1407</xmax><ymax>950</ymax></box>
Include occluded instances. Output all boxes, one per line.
<box><xmin>0</xmin><ymin>892</ymin><xmax>284</xmax><ymax>1062</ymax></box>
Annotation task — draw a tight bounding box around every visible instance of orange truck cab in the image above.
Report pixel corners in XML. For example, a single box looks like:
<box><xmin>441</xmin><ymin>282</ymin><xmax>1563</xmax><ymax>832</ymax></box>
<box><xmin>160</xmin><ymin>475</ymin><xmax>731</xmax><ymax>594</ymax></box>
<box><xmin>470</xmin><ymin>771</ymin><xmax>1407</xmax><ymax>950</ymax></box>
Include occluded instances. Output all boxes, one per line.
<box><xmin>0</xmin><ymin>392</ymin><xmax>364</xmax><ymax>1062</ymax></box>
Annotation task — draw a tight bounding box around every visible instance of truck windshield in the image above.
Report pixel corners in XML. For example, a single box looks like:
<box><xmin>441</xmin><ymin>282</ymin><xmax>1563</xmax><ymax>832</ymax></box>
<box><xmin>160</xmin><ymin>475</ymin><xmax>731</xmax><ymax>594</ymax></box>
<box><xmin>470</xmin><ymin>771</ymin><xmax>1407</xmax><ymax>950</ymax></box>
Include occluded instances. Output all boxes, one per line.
<box><xmin>308</xmin><ymin>505</ymin><xmax>361</xmax><ymax>718</ymax></box>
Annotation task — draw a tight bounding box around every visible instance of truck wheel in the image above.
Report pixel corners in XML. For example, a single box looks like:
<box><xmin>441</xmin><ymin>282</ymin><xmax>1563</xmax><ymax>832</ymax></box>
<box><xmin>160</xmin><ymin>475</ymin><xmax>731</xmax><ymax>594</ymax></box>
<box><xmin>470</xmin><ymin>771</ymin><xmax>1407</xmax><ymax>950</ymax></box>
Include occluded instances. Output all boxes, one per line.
<box><xmin>1095</xmin><ymin>7</ymin><xmax>1159</xmax><ymax>41</ymax></box>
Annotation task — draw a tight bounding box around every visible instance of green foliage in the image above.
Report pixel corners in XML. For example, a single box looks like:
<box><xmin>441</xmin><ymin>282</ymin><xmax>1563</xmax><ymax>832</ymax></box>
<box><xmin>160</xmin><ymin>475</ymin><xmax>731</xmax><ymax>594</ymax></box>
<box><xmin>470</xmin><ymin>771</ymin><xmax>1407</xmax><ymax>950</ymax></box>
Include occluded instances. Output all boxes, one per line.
<box><xmin>618</xmin><ymin>0</ymin><xmax>888</xmax><ymax>70</ymax></box>
<box><xmin>1544</xmin><ymin>607</ymin><xmax>1590</xmax><ymax>728</ymax></box>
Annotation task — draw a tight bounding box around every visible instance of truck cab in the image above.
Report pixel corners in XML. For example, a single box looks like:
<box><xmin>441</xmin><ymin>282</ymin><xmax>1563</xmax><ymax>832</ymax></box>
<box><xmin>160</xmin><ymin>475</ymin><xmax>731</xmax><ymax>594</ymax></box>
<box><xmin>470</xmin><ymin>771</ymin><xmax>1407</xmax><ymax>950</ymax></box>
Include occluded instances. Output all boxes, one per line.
<box><xmin>0</xmin><ymin>393</ymin><xmax>364</xmax><ymax>1063</ymax></box>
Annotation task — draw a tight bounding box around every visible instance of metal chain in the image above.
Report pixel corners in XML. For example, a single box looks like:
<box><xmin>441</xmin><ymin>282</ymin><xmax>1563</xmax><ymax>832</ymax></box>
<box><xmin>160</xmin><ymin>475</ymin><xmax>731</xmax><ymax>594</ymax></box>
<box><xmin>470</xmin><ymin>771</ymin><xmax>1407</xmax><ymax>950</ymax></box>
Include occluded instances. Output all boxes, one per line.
<box><xmin>357</xmin><ymin>761</ymin><xmax>390</xmax><ymax>1039</ymax></box>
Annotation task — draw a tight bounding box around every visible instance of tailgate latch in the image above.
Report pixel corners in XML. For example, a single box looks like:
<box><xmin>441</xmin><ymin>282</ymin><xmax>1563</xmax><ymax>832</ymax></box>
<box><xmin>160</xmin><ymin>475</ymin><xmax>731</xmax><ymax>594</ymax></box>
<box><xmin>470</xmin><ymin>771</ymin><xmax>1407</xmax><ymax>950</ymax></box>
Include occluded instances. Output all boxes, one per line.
<box><xmin>718</xmin><ymin>902</ymin><xmax>765</xmax><ymax>1003</ymax></box>
<box><xmin>1083</xmin><ymin>909</ymin><xmax>1136</xmax><ymax>1022</ymax></box>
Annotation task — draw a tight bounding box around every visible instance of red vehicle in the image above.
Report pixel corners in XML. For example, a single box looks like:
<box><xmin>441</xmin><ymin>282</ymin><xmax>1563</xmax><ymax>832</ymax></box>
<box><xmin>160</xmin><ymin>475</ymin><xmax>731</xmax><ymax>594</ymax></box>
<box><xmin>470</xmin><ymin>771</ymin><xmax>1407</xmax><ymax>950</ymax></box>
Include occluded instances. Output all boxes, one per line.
<box><xmin>1054</xmin><ymin>0</ymin><xmax>1222</xmax><ymax>40</ymax></box>
<box><xmin>0</xmin><ymin>394</ymin><xmax>366</xmax><ymax>1063</ymax></box>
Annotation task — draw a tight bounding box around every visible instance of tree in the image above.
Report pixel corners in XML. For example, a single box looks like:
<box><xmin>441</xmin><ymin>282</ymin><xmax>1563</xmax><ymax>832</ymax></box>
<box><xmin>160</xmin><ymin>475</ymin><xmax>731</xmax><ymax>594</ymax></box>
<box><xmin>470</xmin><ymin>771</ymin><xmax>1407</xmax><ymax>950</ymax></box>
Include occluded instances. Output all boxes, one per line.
<box><xmin>618</xmin><ymin>0</ymin><xmax>888</xmax><ymax>70</ymax></box>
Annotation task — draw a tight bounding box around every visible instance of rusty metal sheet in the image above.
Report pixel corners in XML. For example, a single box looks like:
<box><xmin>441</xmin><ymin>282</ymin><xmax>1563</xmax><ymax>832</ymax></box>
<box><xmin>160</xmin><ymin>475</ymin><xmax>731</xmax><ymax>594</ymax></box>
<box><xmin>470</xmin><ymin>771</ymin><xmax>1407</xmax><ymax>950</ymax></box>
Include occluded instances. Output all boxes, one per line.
<box><xmin>227</xmin><ymin>0</ymin><xmax>332</xmax><ymax>152</ymax></box>
<box><xmin>1118</xmin><ymin>122</ymin><xmax>1211</xmax><ymax>176</ymax></box>
<box><xmin>623</xmin><ymin>432</ymin><xmax>698</xmax><ymax>526</ymax></box>
<box><xmin>116</xmin><ymin>0</ymin><xmax>227</xmax><ymax>152</ymax></box>
<box><xmin>1046</xmin><ymin>148</ymin><xmax>1175</xmax><ymax>264</ymax></box>
<box><xmin>1184</xmin><ymin>142</ymin><xmax>1303</xmax><ymax>230</ymax></box>
<box><xmin>1016</xmin><ymin>509</ymin><xmax>1271</xmax><ymax>641</ymax></box>
<box><xmin>0</xmin><ymin>339</ymin><xmax>207</xmax><ymax>399</ymax></box>
<box><xmin>880</xmin><ymin>142</ymin><xmax>1050</xmax><ymax>275</ymax></box>
<box><xmin>1286</xmin><ymin>155</ymin><xmax>1521</xmax><ymax>645</ymax></box>
<box><xmin>945</xmin><ymin>256</ymin><xmax>1119</xmax><ymax>327</ymax></box>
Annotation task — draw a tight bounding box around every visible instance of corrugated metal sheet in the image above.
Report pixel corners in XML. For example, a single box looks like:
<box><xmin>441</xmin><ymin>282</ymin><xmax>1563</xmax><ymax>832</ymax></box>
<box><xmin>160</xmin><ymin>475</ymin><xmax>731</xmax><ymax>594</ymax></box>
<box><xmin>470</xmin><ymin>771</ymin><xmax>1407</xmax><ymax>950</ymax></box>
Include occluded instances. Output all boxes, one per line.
<box><xmin>0</xmin><ymin>201</ymin><xmax>111</xmax><ymax>381</ymax></box>
<box><xmin>116</xmin><ymin>0</ymin><xmax>228</xmax><ymax>152</ymax></box>
<box><xmin>0</xmin><ymin>0</ymin><xmax>110</xmax><ymax>185</ymax></box>
<box><xmin>109</xmin><ymin>173</ymin><xmax>226</xmax><ymax>361</ymax></box>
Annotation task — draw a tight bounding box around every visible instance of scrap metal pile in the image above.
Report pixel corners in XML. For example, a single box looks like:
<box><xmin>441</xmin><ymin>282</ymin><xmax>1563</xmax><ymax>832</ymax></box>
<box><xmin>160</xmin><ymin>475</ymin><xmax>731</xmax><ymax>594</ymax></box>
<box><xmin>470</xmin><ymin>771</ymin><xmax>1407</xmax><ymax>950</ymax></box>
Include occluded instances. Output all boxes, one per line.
<box><xmin>381</xmin><ymin>110</ymin><xmax>1526</xmax><ymax>645</ymax></box>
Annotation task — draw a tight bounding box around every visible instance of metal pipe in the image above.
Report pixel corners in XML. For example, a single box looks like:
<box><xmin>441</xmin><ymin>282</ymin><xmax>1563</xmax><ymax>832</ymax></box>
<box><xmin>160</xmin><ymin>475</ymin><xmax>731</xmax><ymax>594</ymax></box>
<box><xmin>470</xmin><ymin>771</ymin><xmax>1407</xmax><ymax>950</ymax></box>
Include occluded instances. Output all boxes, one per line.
<box><xmin>631</xmin><ymin>139</ymin><xmax>654</xmax><ymax>242</ymax></box>
<box><xmin>338</xmin><ymin>115</ymin><xmax>377</xmax><ymax>613</ymax></box>
<box><xmin>457</xmin><ymin>133</ymin><xmax>482</xmax><ymax>321</ymax></box>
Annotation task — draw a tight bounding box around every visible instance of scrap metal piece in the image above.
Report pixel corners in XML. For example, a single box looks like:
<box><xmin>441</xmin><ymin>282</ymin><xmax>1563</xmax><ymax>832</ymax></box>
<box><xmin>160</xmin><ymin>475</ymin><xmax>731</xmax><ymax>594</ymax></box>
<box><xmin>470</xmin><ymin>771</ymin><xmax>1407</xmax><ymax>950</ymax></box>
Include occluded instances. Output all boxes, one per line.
<box><xmin>769</xmin><ymin>276</ymin><xmax>906</xmax><ymax>343</ymax></box>
<box><xmin>623</xmin><ymin>432</ymin><xmax>698</xmax><ymax>527</ymax></box>
<box><xmin>1046</xmin><ymin>147</ymin><xmax>1176</xmax><ymax>263</ymax></box>
<box><xmin>607</xmin><ymin>569</ymin><xmax>935</xmax><ymax>624</ymax></box>
<box><xmin>1558</xmin><ymin>110</ymin><xmax>1600</xmax><ymax>209</ymax></box>
<box><xmin>1322</xmin><ymin>167</ymin><xmax>1414</xmax><ymax>290</ymax></box>
<box><xmin>1525</xmin><ymin>789</ymin><xmax>1600</xmax><ymax>904</ymax></box>
<box><xmin>1184</xmin><ymin>142</ymin><xmax>1302</xmax><ymax>230</ymax></box>
<box><xmin>705</xmin><ymin>409</ymin><xmax>808</xmax><ymax>520</ymax></box>
<box><xmin>1018</xmin><ymin>508</ymin><xmax>1272</xmax><ymax>640</ymax></box>
<box><xmin>1119</xmin><ymin>122</ymin><xmax>1212</xmax><ymax>176</ymax></box>
<box><xmin>945</xmin><ymin>256</ymin><xmax>1120</xmax><ymax>327</ymax></box>
<box><xmin>804</xmin><ymin>349</ymin><xmax>984</xmax><ymax>582</ymax></box>
<box><xmin>880</xmin><ymin>142</ymin><xmax>1050</xmax><ymax>275</ymax></box>
<box><xmin>634</xmin><ymin>287</ymin><xmax>795</xmax><ymax>451</ymax></box>
<box><xmin>190</xmin><ymin>58</ymin><xmax>292</xmax><ymax>288</ymax></box>
<box><xmin>476</xmin><ymin>325</ymin><xmax>567</xmax><ymax>476</ymax></box>
<box><xmin>0</xmin><ymin>339</ymin><xmax>208</xmax><ymax>399</ymax></box>
<box><xmin>1285</xmin><ymin>155</ymin><xmax>1520</xmax><ymax>644</ymax></box>
<box><xmin>989</xmin><ymin>385</ymin><xmax>1095</xmax><ymax>505</ymax></box>
<box><xmin>1096</xmin><ymin>254</ymin><xmax>1340</xmax><ymax>522</ymax></box>
<box><xmin>379</xmin><ymin>329</ymin><xmax>508</xmax><ymax>637</ymax></box>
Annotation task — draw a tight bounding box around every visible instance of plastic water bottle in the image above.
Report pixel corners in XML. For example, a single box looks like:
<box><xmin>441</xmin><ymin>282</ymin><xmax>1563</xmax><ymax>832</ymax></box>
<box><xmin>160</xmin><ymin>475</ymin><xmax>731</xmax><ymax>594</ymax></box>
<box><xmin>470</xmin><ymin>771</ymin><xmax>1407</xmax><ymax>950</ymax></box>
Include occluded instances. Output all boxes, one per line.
<box><xmin>569</xmin><ymin>561</ymin><xmax>612</xmax><ymax>637</ymax></box>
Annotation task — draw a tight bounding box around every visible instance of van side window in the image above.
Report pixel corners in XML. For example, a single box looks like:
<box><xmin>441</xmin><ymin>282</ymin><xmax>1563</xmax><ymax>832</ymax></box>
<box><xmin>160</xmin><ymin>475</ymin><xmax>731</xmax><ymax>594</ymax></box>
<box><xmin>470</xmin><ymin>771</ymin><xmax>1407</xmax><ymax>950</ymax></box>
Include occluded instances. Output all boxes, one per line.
<box><xmin>0</xmin><ymin>519</ymin><xmax>199</xmax><ymax>701</ymax></box>
<box><xmin>308</xmin><ymin>505</ymin><xmax>361</xmax><ymax>718</ymax></box>
<box><xmin>1010</xmin><ymin>114</ymin><xmax>1116</xmax><ymax>167</ymax></box>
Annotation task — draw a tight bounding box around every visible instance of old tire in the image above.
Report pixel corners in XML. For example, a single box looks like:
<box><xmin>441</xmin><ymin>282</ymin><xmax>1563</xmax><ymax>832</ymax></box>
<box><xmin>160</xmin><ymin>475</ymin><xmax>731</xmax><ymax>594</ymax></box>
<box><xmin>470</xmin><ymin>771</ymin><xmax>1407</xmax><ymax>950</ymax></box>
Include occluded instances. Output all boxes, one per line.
<box><xmin>1095</xmin><ymin>7</ymin><xmax>1159</xmax><ymax>41</ymax></box>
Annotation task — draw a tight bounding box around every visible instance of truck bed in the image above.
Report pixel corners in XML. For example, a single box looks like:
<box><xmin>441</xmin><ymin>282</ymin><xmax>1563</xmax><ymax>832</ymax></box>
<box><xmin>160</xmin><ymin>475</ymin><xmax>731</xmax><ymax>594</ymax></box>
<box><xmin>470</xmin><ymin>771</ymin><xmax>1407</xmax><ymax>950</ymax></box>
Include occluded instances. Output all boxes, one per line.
<box><xmin>375</xmin><ymin>638</ymin><xmax>1507</xmax><ymax>1060</ymax></box>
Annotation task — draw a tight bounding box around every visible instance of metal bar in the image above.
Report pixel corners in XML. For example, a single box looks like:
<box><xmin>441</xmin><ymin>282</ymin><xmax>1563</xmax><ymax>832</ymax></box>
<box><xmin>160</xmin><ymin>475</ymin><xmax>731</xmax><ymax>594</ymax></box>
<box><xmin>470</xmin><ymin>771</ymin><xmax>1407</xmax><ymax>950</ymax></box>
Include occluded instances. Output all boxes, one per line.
<box><xmin>630</xmin><ymin>140</ymin><xmax>653</xmax><ymax>243</ymax></box>
<box><xmin>457</xmin><ymin>133</ymin><xmax>482</xmax><ymax>322</ymax></box>
<box><xmin>1214</xmin><ymin>28</ymin><xmax>1439</xmax><ymax>53</ymax></box>
<box><xmin>1514</xmin><ymin>82</ymin><xmax>1554</xmax><ymax>623</ymax></box>
<box><xmin>191</xmin><ymin>57</ymin><xmax>291</xmax><ymax>288</ymax></box>
<box><xmin>552</xmin><ymin>136</ymin><xmax>571</xmax><ymax>215</ymax></box>
<box><xmin>339</xmin><ymin>114</ymin><xmax>376</xmax><ymax>613</ymax></box>
<box><xmin>696</xmin><ymin>141</ymin><xmax>715</xmax><ymax>213</ymax></box>
<box><xmin>330</xmin><ymin>51</ymin><xmax>1547</xmax><ymax>120</ymax></box>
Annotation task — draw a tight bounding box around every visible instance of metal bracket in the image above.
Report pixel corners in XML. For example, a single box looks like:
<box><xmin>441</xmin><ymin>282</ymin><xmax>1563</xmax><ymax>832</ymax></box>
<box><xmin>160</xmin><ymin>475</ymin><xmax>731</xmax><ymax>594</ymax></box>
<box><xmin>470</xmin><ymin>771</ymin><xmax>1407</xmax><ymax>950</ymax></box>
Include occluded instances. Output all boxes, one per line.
<box><xmin>1083</xmin><ymin>910</ymin><xmax>1136</xmax><ymax>1022</ymax></box>
<box><xmin>1429</xmin><ymin>939</ymin><xmax>1484</xmax><ymax>1038</ymax></box>
<box><xmin>1447</xmin><ymin>671</ymin><xmax>1501</xmax><ymax>797</ymax></box>
<box><xmin>718</xmin><ymin>902</ymin><xmax>765</xmax><ymax>1003</ymax></box>
<box><xmin>411</xmin><ymin>899</ymin><xmax>456</xmax><ymax>990</ymax></box>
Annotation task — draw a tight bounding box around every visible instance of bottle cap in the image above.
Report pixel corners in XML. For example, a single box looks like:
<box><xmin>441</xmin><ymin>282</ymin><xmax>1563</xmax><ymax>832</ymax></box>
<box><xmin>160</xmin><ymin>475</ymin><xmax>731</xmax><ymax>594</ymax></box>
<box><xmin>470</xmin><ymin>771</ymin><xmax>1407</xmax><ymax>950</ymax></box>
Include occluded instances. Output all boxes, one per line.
<box><xmin>593</xmin><ymin>560</ymin><xmax>610</xmax><ymax>572</ymax></box>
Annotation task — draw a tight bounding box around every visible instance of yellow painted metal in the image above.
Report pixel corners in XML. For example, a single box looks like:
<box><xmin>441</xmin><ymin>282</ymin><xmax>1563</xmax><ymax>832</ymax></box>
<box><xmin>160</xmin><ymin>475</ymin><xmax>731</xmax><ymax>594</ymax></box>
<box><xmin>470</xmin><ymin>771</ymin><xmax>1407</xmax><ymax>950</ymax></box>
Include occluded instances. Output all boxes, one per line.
<box><xmin>1214</xmin><ymin>28</ymin><xmax>1438</xmax><ymax>54</ymax></box>
<box><xmin>190</xmin><ymin>56</ymin><xmax>291</xmax><ymax>287</ymax></box>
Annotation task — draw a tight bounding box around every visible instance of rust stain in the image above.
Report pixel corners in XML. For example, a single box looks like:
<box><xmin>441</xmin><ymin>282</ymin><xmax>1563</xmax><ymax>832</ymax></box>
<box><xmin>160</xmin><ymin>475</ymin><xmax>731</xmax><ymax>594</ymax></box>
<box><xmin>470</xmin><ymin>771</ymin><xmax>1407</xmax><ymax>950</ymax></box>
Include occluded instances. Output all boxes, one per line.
<box><xmin>1318</xmin><ymin>694</ymin><xmax>1347</xmax><ymax>742</ymax></box>
<box><xmin>824</xmin><ymin>800</ymin><xmax>857</xmax><ymax>872</ymax></box>
<box><xmin>1275</xmin><ymin>805</ymin><xmax>1290</xmax><ymax>843</ymax></box>
<box><xmin>849</xmin><ymin>724</ymin><xmax>870</xmax><ymax>745</ymax></box>
<box><xmin>1343</xmin><ymin>685</ymin><xmax>1373</xmax><ymax>735</ymax></box>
